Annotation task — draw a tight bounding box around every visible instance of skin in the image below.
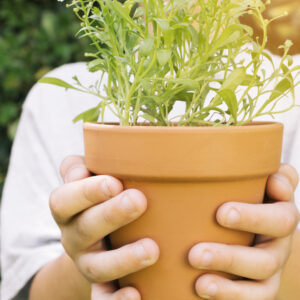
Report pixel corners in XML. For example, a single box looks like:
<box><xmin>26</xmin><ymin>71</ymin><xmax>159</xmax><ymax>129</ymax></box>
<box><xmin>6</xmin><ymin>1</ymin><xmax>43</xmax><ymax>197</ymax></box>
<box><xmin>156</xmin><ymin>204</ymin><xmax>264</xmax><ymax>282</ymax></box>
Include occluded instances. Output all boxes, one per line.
<box><xmin>29</xmin><ymin>156</ymin><xmax>299</xmax><ymax>300</ymax></box>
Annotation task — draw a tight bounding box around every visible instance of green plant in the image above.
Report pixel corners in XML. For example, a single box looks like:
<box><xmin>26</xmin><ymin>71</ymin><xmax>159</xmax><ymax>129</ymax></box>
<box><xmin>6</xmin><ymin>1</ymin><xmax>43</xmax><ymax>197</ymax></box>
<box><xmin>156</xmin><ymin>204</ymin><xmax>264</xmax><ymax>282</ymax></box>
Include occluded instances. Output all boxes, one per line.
<box><xmin>40</xmin><ymin>0</ymin><xmax>300</xmax><ymax>126</ymax></box>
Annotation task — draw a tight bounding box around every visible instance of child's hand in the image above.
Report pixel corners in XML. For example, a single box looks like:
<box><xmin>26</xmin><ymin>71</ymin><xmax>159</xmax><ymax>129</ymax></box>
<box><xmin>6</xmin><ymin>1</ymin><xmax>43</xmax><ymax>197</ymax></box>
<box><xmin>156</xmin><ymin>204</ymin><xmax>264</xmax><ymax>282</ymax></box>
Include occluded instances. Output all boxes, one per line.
<box><xmin>52</xmin><ymin>156</ymin><xmax>299</xmax><ymax>300</ymax></box>
<box><xmin>50</xmin><ymin>155</ymin><xmax>159</xmax><ymax>300</ymax></box>
<box><xmin>188</xmin><ymin>164</ymin><xmax>299</xmax><ymax>299</ymax></box>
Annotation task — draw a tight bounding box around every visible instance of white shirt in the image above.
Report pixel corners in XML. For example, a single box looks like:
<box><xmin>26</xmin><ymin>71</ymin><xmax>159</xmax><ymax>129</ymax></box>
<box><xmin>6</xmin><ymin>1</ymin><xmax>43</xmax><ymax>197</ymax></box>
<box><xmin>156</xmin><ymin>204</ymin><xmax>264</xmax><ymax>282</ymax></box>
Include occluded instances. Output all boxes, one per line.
<box><xmin>1</xmin><ymin>56</ymin><xmax>300</xmax><ymax>300</ymax></box>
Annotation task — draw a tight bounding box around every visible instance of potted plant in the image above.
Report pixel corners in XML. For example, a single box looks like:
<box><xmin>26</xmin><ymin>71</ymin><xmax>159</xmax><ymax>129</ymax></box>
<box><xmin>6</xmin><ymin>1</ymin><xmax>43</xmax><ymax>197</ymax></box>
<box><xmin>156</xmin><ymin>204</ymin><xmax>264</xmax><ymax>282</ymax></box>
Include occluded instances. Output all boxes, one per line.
<box><xmin>40</xmin><ymin>0</ymin><xmax>300</xmax><ymax>299</ymax></box>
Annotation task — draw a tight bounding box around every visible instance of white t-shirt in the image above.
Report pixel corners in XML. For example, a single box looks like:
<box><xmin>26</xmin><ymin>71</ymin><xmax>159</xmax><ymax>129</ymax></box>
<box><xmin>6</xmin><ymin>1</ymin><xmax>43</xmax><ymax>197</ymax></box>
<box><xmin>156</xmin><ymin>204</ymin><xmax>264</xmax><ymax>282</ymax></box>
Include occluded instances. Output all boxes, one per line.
<box><xmin>1</xmin><ymin>57</ymin><xmax>300</xmax><ymax>300</ymax></box>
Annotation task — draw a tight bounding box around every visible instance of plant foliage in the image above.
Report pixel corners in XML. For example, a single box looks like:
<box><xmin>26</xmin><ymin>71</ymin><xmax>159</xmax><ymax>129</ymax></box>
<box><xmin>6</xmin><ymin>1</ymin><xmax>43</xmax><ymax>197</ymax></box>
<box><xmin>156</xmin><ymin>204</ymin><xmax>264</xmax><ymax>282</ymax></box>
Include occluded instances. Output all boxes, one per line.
<box><xmin>40</xmin><ymin>0</ymin><xmax>300</xmax><ymax>126</ymax></box>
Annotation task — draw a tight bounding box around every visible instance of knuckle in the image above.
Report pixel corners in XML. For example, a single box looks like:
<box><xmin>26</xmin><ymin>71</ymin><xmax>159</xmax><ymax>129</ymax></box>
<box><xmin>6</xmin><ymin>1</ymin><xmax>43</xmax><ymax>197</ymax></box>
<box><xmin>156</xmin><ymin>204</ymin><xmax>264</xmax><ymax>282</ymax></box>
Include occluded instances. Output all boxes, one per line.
<box><xmin>74</xmin><ymin>218</ymin><xmax>91</xmax><ymax>243</ymax></box>
<box><xmin>82</xmin><ymin>179</ymin><xmax>97</xmax><ymax>204</ymax></box>
<box><xmin>102</xmin><ymin>203</ymin><xmax>121</xmax><ymax>227</ymax></box>
<box><xmin>82</xmin><ymin>176</ymin><xmax>113</xmax><ymax>204</ymax></box>
<box><xmin>222</xmin><ymin>249</ymin><xmax>235</xmax><ymax>271</ymax></box>
<box><xmin>84</xmin><ymin>263</ymin><xmax>103</xmax><ymax>282</ymax></box>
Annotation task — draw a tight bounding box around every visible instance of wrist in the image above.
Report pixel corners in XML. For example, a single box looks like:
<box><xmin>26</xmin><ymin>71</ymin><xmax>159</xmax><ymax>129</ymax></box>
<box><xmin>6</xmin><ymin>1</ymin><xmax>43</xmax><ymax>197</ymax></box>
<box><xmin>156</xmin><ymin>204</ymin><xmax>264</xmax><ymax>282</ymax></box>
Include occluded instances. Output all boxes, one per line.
<box><xmin>29</xmin><ymin>252</ymin><xmax>91</xmax><ymax>300</ymax></box>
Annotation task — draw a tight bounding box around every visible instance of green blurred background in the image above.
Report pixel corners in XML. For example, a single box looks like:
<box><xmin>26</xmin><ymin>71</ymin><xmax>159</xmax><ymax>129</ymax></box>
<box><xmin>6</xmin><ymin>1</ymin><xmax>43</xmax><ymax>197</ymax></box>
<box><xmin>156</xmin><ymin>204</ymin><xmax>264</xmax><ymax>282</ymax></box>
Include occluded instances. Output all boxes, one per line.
<box><xmin>0</xmin><ymin>0</ymin><xmax>90</xmax><ymax>195</ymax></box>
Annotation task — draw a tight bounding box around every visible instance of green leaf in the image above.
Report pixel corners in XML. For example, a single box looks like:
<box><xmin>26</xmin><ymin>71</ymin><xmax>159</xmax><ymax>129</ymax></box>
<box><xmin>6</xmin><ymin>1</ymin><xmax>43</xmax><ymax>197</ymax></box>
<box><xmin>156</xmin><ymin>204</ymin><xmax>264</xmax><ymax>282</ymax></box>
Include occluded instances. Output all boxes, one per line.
<box><xmin>281</xmin><ymin>64</ymin><xmax>295</xmax><ymax>99</ymax></box>
<box><xmin>142</xmin><ymin>113</ymin><xmax>156</xmax><ymax>123</ymax></box>
<box><xmin>154</xmin><ymin>18</ymin><xmax>170</xmax><ymax>31</ymax></box>
<box><xmin>240</xmin><ymin>74</ymin><xmax>262</xmax><ymax>86</ymax></box>
<box><xmin>73</xmin><ymin>105</ymin><xmax>101</xmax><ymax>123</ymax></box>
<box><xmin>222</xmin><ymin>68</ymin><xmax>247</xmax><ymax>90</ymax></box>
<box><xmin>211</xmin><ymin>68</ymin><xmax>246</xmax><ymax>107</ymax></box>
<box><xmin>108</xmin><ymin>0</ymin><xmax>140</xmax><ymax>32</ymax></box>
<box><xmin>87</xmin><ymin>58</ymin><xmax>105</xmax><ymax>72</ymax></box>
<box><xmin>168</xmin><ymin>78</ymin><xmax>198</xmax><ymax>89</ymax></box>
<box><xmin>157</xmin><ymin>49</ymin><xmax>172</xmax><ymax>66</ymax></box>
<box><xmin>141</xmin><ymin>95</ymin><xmax>164</xmax><ymax>105</ymax></box>
<box><xmin>285</xmin><ymin>55</ymin><xmax>293</xmax><ymax>67</ymax></box>
<box><xmin>218</xmin><ymin>89</ymin><xmax>238</xmax><ymax>122</ymax></box>
<box><xmin>38</xmin><ymin>77</ymin><xmax>80</xmax><ymax>91</ymax></box>
<box><xmin>268</xmin><ymin>78</ymin><xmax>291</xmax><ymax>102</ymax></box>
<box><xmin>187</xmin><ymin>25</ymin><xmax>199</xmax><ymax>47</ymax></box>
<box><xmin>140</xmin><ymin>37</ymin><xmax>155</xmax><ymax>56</ymax></box>
<box><xmin>240</xmin><ymin>74</ymin><xmax>255</xmax><ymax>86</ymax></box>
<box><xmin>213</xmin><ymin>24</ymin><xmax>242</xmax><ymax>49</ymax></box>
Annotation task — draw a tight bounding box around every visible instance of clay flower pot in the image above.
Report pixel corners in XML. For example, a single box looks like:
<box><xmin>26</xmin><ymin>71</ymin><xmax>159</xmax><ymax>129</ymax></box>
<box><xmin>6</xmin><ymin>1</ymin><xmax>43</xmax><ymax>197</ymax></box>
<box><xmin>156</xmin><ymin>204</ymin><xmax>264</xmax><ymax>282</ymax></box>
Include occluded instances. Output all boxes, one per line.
<box><xmin>84</xmin><ymin>121</ymin><xmax>283</xmax><ymax>300</ymax></box>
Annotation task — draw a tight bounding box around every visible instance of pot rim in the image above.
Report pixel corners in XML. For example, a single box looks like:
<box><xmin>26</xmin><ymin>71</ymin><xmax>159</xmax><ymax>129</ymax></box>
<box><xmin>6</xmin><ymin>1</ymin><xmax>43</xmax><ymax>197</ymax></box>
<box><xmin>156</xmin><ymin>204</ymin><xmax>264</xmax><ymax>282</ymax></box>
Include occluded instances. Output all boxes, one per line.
<box><xmin>83</xmin><ymin>120</ymin><xmax>283</xmax><ymax>180</ymax></box>
<box><xmin>84</xmin><ymin>121</ymin><xmax>283</xmax><ymax>132</ymax></box>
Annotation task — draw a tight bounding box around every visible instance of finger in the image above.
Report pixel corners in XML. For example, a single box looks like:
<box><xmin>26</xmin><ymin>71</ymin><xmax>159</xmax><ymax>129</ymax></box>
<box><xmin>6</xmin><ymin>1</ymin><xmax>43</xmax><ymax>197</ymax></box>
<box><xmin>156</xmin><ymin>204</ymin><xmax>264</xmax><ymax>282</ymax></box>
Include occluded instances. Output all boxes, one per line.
<box><xmin>92</xmin><ymin>286</ymin><xmax>141</xmax><ymax>300</ymax></box>
<box><xmin>195</xmin><ymin>272</ymin><xmax>280</xmax><ymax>300</ymax></box>
<box><xmin>60</xmin><ymin>155</ymin><xmax>91</xmax><ymax>183</ymax></box>
<box><xmin>50</xmin><ymin>175</ymin><xmax>123</xmax><ymax>224</ymax></box>
<box><xmin>91</xmin><ymin>282</ymin><xmax>115</xmax><ymax>297</ymax></box>
<box><xmin>62</xmin><ymin>189</ymin><xmax>147</xmax><ymax>254</ymax></box>
<box><xmin>278</xmin><ymin>164</ymin><xmax>299</xmax><ymax>191</ymax></box>
<box><xmin>266</xmin><ymin>174</ymin><xmax>293</xmax><ymax>203</ymax></box>
<box><xmin>77</xmin><ymin>238</ymin><xmax>159</xmax><ymax>283</ymax></box>
<box><xmin>216</xmin><ymin>201</ymin><xmax>299</xmax><ymax>237</ymax></box>
<box><xmin>189</xmin><ymin>238</ymin><xmax>289</xmax><ymax>280</ymax></box>
<box><xmin>266</xmin><ymin>164</ymin><xmax>299</xmax><ymax>202</ymax></box>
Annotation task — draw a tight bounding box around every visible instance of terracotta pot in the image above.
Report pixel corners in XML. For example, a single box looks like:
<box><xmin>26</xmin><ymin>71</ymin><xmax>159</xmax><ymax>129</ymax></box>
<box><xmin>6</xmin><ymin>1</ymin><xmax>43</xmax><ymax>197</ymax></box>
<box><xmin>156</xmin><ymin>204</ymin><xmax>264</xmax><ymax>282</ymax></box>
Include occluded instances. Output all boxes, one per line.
<box><xmin>84</xmin><ymin>121</ymin><xmax>283</xmax><ymax>300</ymax></box>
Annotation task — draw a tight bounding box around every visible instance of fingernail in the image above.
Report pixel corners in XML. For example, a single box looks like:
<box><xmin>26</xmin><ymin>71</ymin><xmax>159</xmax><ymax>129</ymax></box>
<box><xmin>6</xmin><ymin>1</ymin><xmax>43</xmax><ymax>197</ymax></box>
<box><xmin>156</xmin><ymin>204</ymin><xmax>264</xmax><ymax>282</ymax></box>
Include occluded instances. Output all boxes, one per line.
<box><xmin>101</xmin><ymin>178</ymin><xmax>118</xmax><ymax>197</ymax></box>
<box><xmin>224</xmin><ymin>207</ymin><xmax>240</xmax><ymax>226</ymax></box>
<box><xmin>273</xmin><ymin>174</ymin><xmax>293</xmax><ymax>193</ymax></box>
<box><xmin>274</xmin><ymin>174</ymin><xmax>290</xmax><ymax>184</ymax></box>
<box><xmin>121</xmin><ymin>194</ymin><xmax>137</xmax><ymax>214</ymax></box>
<box><xmin>200</xmin><ymin>250</ymin><xmax>213</xmax><ymax>267</ymax></box>
<box><xmin>199</xmin><ymin>283</ymin><xmax>218</xmax><ymax>299</ymax></box>
<box><xmin>134</xmin><ymin>242</ymin><xmax>153</xmax><ymax>265</ymax></box>
<box><xmin>65</xmin><ymin>167</ymin><xmax>87</xmax><ymax>183</ymax></box>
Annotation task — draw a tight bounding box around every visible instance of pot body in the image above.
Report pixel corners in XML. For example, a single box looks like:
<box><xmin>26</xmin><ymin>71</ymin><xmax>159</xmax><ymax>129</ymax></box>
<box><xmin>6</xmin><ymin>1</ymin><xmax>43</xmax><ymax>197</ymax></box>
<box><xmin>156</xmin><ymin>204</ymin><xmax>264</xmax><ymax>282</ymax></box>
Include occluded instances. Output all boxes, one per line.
<box><xmin>84</xmin><ymin>122</ymin><xmax>283</xmax><ymax>300</ymax></box>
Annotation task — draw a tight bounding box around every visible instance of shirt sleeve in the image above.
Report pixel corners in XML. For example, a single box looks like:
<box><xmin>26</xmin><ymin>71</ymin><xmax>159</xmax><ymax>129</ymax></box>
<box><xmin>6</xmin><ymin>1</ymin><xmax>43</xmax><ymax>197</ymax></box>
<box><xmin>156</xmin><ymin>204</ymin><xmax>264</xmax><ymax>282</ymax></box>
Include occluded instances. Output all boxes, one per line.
<box><xmin>0</xmin><ymin>89</ymin><xmax>65</xmax><ymax>300</ymax></box>
<box><xmin>0</xmin><ymin>62</ymin><xmax>104</xmax><ymax>300</ymax></box>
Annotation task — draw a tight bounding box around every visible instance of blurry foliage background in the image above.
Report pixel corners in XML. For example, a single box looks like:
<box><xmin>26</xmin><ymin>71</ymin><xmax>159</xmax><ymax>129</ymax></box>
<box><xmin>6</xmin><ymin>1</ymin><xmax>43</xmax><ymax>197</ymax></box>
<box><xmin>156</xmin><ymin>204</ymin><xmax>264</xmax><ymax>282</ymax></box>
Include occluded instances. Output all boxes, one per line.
<box><xmin>0</xmin><ymin>0</ymin><xmax>90</xmax><ymax>195</ymax></box>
